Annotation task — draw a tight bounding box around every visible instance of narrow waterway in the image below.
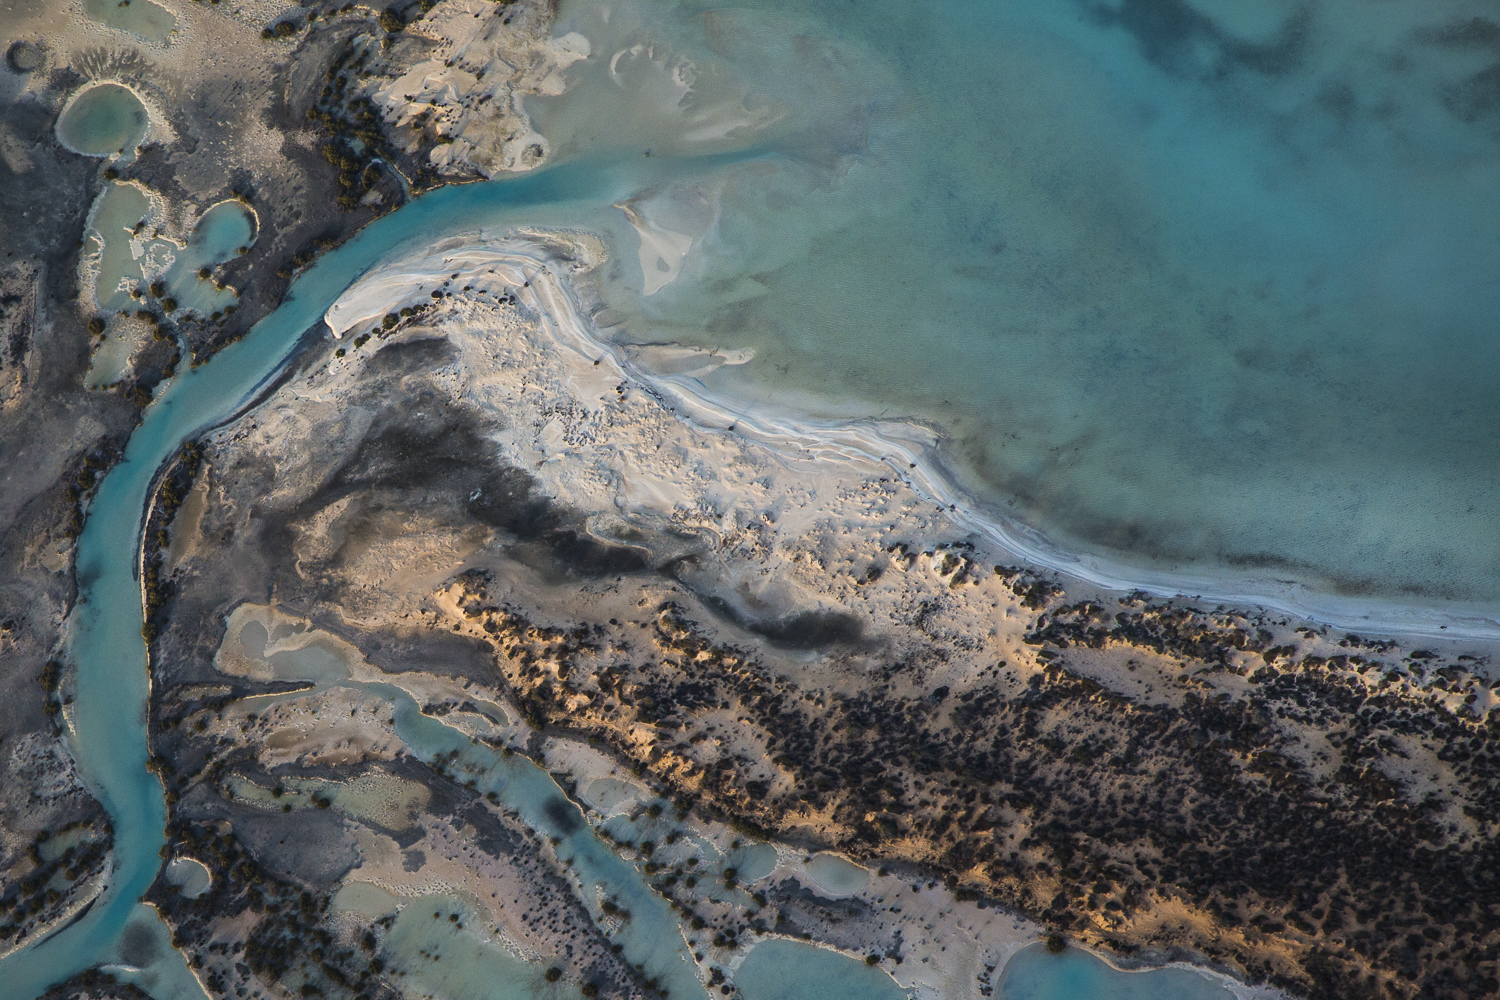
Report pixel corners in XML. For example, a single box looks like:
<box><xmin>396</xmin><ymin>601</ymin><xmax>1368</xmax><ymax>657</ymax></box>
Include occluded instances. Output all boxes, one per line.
<box><xmin>0</xmin><ymin>154</ymin><xmax>691</xmax><ymax>999</ymax></box>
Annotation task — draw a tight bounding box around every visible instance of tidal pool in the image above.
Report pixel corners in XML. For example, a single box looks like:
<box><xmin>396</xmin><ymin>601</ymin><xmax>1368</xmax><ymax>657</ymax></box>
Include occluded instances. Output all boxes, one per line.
<box><xmin>999</xmin><ymin>944</ymin><xmax>1233</xmax><ymax>1000</ymax></box>
<box><xmin>82</xmin><ymin>0</ymin><xmax>176</xmax><ymax>43</ymax></box>
<box><xmin>804</xmin><ymin>853</ymin><xmax>868</xmax><ymax>897</ymax></box>
<box><xmin>379</xmin><ymin>893</ymin><xmax>551</xmax><ymax>1000</ymax></box>
<box><xmin>727</xmin><ymin>842</ymin><xmax>778</xmax><ymax>883</ymax></box>
<box><xmin>85</xmin><ymin>185</ymin><xmax>258</xmax><ymax>346</ymax></box>
<box><xmin>160</xmin><ymin>200</ymin><xmax>257</xmax><ymax>316</ymax></box>
<box><xmin>161</xmin><ymin>858</ymin><xmax>211</xmax><ymax>899</ymax></box>
<box><xmin>56</xmin><ymin>84</ymin><xmax>148</xmax><ymax>157</ymax></box>
<box><xmin>735</xmin><ymin>940</ymin><xmax>905</xmax><ymax>1000</ymax></box>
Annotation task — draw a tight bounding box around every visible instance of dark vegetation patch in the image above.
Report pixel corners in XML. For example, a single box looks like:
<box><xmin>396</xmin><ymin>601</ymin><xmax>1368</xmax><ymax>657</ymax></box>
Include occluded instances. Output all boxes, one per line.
<box><xmin>695</xmin><ymin>591</ymin><xmax>863</xmax><ymax>651</ymax></box>
<box><xmin>304</xmin><ymin>38</ymin><xmax>423</xmax><ymax>210</ymax></box>
<box><xmin>1096</xmin><ymin>0</ymin><xmax>1309</xmax><ymax>79</ymax></box>
<box><xmin>148</xmin><ymin>816</ymin><xmax>395</xmax><ymax>1000</ymax></box>
<box><xmin>301</xmin><ymin>388</ymin><xmax>645</xmax><ymax>581</ymax></box>
<box><xmin>450</xmin><ymin>572</ymin><xmax>1500</xmax><ymax>1000</ymax></box>
<box><xmin>36</xmin><ymin>971</ymin><xmax>154</xmax><ymax>1000</ymax></box>
<box><xmin>142</xmin><ymin>441</ymin><xmax>205</xmax><ymax>645</ymax></box>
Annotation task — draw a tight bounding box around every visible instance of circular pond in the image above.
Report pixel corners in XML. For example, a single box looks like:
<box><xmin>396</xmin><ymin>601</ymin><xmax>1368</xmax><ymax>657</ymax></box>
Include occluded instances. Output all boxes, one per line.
<box><xmin>56</xmin><ymin>83</ymin><xmax>148</xmax><ymax>157</ymax></box>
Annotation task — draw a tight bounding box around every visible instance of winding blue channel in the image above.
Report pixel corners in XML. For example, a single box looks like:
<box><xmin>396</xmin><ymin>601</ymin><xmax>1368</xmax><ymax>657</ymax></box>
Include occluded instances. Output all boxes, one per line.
<box><xmin>0</xmin><ymin>150</ymin><xmax>746</xmax><ymax>1000</ymax></box>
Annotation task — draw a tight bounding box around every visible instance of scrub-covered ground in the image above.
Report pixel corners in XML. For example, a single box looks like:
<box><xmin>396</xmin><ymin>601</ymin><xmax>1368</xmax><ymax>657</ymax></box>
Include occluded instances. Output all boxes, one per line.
<box><xmin>134</xmin><ymin>237</ymin><xmax>1500</xmax><ymax>1000</ymax></box>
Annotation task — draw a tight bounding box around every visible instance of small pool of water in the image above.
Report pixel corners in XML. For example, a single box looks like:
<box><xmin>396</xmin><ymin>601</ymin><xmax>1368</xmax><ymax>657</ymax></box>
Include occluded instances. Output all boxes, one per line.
<box><xmin>999</xmin><ymin>945</ymin><xmax>1233</xmax><ymax>1000</ymax></box>
<box><xmin>99</xmin><ymin>904</ymin><xmax>210</xmax><ymax>1000</ymax></box>
<box><xmin>87</xmin><ymin>182</ymin><xmax>156</xmax><ymax>313</ymax></box>
<box><xmin>735</xmin><ymin>940</ymin><xmax>905</xmax><ymax>1000</ymax></box>
<box><xmin>804</xmin><ymin>853</ymin><xmax>868</xmax><ymax>897</ymax></box>
<box><xmin>161</xmin><ymin>200</ymin><xmax>257</xmax><ymax>316</ymax></box>
<box><xmin>56</xmin><ymin>83</ymin><xmax>149</xmax><ymax>157</ymax></box>
<box><xmin>82</xmin><ymin>0</ymin><xmax>176</xmax><ymax>43</ymax></box>
<box><xmin>582</xmin><ymin>777</ymin><xmax>651</xmax><ymax>814</ymax></box>
<box><xmin>162</xmin><ymin>858</ymin><xmax>211</xmax><ymax>899</ymax></box>
<box><xmin>380</xmin><ymin>892</ymin><xmax>550</xmax><ymax>1000</ymax></box>
<box><xmin>332</xmin><ymin>880</ymin><xmax>403</xmax><ymax>921</ymax></box>
<box><xmin>85</xmin><ymin>188</ymin><xmax>257</xmax><ymax>352</ymax></box>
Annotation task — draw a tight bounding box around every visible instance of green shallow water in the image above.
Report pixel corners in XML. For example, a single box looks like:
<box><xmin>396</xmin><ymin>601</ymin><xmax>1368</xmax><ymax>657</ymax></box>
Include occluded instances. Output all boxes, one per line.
<box><xmin>735</xmin><ymin>940</ymin><xmax>906</xmax><ymax>1000</ymax></box>
<box><xmin>56</xmin><ymin>84</ymin><xmax>148</xmax><ymax>157</ymax></box>
<box><xmin>82</xmin><ymin>0</ymin><xmax>175</xmax><ymax>43</ymax></box>
<box><xmin>999</xmin><ymin>945</ymin><xmax>1233</xmax><ymax>1000</ymax></box>
<box><xmin>530</xmin><ymin>0</ymin><xmax>1500</xmax><ymax>608</ymax></box>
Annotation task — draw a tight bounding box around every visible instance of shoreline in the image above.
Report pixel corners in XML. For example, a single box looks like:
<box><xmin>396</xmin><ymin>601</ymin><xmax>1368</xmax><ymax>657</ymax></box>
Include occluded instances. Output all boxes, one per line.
<box><xmin>132</xmin><ymin>220</ymin><xmax>1498</xmax><ymax>1000</ymax></box>
<box><xmin>327</xmin><ymin>230</ymin><xmax>1500</xmax><ymax>646</ymax></box>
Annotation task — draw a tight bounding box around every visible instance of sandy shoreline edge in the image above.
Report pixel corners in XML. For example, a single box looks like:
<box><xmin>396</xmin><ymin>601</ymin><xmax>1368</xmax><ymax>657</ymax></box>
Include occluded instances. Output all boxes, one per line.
<box><xmin>323</xmin><ymin>230</ymin><xmax>1500</xmax><ymax>645</ymax></box>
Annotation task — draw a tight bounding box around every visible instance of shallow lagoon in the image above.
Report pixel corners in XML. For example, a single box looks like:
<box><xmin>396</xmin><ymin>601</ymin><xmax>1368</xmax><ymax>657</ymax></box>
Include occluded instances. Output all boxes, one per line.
<box><xmin>803</xmin><ymin>853</ymin><xmax>868</xmax><ymax>897</ymax></box>
<box><xmin>735</xmin><ymin>940</ymin><xmax>905</xmax><ymax>1000</ymax></box>
<box><xmin>56</xmin><ymin>83</ymin><xmax>148</xmax><ymax>157</ymax></box>
<box><xmin>8</xmin><ymin>0</ymin><xmax>1494</xmax><ymax>997</ymax></box>
<box><xmin>160</xmin><ymin>200</ymin><xmax>256</xmax><ymax>316</ymax></box>
<box><xmin>85</xmin><ymin>185</ymin><xmax>255</xmax><ymax>343</ymax></box>
<box><xmin>999</xmin><ymin>945</ymin><xmax>1232</xmax><ymax>1000</ymax></box>
<box><xmin>530</xmin><ymin>0</ymin><xmax>1500</xmax><ymax>608</ymax></box>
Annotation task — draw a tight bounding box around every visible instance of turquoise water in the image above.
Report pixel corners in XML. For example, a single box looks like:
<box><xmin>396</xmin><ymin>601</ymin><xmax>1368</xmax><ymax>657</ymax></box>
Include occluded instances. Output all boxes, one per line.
<box><xmin>88</xmin><ymin>190</ymin><xmax>256</xmax><ymax>318</ymax></box>
<box><xmin>376</xmin><ymin>893</ymin><xmax>548</xmax><ymax>1000</ymax></box>
<box><xmin>803</xmin><ymin>854</ymin><xmax>868</xmax><ymax>897</ymax></box>
<box><xmin>0</xmin><ymin>155</ymin><xmax>664</xmax><ymax>999</ymax></box>
<box><xmin>87</xmin><ymin>182</ymin><xmax>154</xmax><ymax>313</ymax></box>
<box><xmin>734</xmin><ymin>940</ymin><xmax>905</xmax><ymax>1000</ymax></box>
<box><xmin>8</xmin><ymin>0</ymin><xmax>1492</xmax><ymax>996</ymax></box>
<box><xmin>375</xmin><ymin>680</ymin><xmax>710</xmax><ymax>1000</ymax></box>
<box><xmin>161</xmin><ymin>200</ymin><xmax>257</xmax><ymax>315</ymax></box>
<box><xmin>527</xmin><ymin>0</ymin><xmax>1500</xmax><ymax>606</ymax></box>
<box><xmin>56</xmin><ymin>84</ymin><xmax>148</xmax><ymax>156</ymax></box>
<box><xmin>999</xmin><ymin>945</ymin><xmax>1232</xmax><ymax>1000</ymax></box>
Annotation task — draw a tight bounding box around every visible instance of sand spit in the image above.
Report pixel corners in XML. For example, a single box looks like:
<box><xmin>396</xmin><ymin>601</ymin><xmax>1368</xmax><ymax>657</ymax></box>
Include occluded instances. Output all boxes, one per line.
<box><xmin>326</xmin><ymin>233</ymin><xmax>1500</xmax><ymax>642</ymax></box>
